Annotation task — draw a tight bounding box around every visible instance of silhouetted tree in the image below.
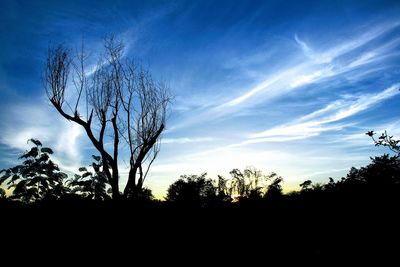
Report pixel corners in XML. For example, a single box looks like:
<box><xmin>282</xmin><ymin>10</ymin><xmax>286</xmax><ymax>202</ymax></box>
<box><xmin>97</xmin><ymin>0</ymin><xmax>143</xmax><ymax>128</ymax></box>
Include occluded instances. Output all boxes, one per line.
<box><xmin>323</xmin><ymin>177</ymin><xmax>336</xmax><ymax>191</ymax></box>
<box><xmin>136</xmin><ymin>187</ymin><xmax>154</xmax><ymax>201</ymax></box>
<box><xmin>229</xmin><ymin>167</ymin><xmax>265</xmax><ymax>199</ymax></box>
<box><xmin>44</xmin><ymin>36</ymin><xmax>171</xmax><ymax>199</ymax></box>
<box><xmin>215</xmin><ymin>175</ymin><xmax>231</xmax><ymax>202</ymax></box>
<box><xmin>294</xmin><ymin>154</ymin><xmax>400</xmax><ymax>205</ymax></box>
<box><xmin>0</xmin><ymin>139</ymin><xmax>69</xmax><ymax>203</ymax></box>
<box><xmin>311</xmin><ymin>183</ymin><xmax>324</xmax><ymax>195</ymax></box>
<box><xmin>265</xmin><ymin>176</ymin><xmax>283</xmax><ymax>199</ymax></box>
<box><xmin>166</xmin><ymin>173</ymin><xmax>216</xmax><ymax>206</ymax></box>
<box><xmin>229</xmin><ymin>167</ymin><xmax>280</xmax><ymax>200</ymax></box>
<box><xmin>299</xmin><ymin>180</ymin><xmax>312</xmax><ymax>192</ymax></box>
<box><xmin>346</xmin><ymin>154</ymin><xmax>400</xmax><ymax>188</ymax></box>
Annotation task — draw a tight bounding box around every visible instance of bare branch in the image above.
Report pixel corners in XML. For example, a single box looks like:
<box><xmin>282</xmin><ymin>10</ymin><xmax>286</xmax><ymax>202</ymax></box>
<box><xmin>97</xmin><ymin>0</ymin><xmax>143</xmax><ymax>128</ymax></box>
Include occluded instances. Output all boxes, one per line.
<box><xmin>44</xmin><ymin>45</ymin><xmax>71</xmax><ymax>108</ymax></box>
<box><xmin>72</xmin><ymin>38</ymin><xmax>89</xmax><ymax>116</ymax></box>
<box><xmin>45</xmin><ymin>36</ymin><xmax>171</xmax><ymax>199</ymax></box>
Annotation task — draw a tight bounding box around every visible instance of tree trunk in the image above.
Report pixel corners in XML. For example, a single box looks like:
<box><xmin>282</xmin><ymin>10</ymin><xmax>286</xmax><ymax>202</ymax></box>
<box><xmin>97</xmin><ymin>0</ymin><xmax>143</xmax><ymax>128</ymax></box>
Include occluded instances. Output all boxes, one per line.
<box><xmin>110</xmin><ymin>179</ymin><xmax>121</xmax><ymax>199</ymax></box>
<box><xmin>123</xmin><ymin>166</ymin><xmax>137</xmax><ymax>198</ymax></box>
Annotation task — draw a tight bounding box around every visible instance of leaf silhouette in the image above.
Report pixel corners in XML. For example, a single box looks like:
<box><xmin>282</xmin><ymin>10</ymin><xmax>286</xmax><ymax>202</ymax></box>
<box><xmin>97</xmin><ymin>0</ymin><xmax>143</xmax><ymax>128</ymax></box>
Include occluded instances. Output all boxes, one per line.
<box><xmin>92</xmin><ymin>155</ymin><xmax>101</xmax><ymax>161</ymax></box>
<box><xmin>41</xmin><ymin>147</ymin><xmax>54</xmax><ymax>154</ymax></box>
<box><xmin>78</xmin><ymin>167</ymin><xmax>87</xmax><ymax>172</ymax></box>
<box><xmin>28</xmin><ymin>139</ymin><xmax>42</xmax><ymax>147</ymax></box>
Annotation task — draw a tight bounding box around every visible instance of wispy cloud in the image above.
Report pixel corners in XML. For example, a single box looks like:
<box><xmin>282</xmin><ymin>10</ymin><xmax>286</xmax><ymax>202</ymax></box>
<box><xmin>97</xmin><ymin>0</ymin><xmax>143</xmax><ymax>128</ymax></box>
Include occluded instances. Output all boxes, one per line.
<box><xmin>294</xmin><ymin>33</ymin><xmax>314</xmax><ymax>59</ymax></box>
<box><xmin>162</xmin><ymin>137</ymin><xmax>215</xmax><ymax>144</ymax></box>
<box><xmin>317</xmin><ymin>20</ymin><xmax>400</xmax><ymax>64</ymax></box>
<box><xmin>170</xmin><ymin>20</ymin><xmax>400</xmax><ymax>131</ymax></box>
<box><xmin>248</xmin><ymin>83</ymin><xmax>399</xmax><ymax>142</ymax></box>
<box><xmin>220</xmin><ymin>21</ymin><xmax>400</xmax><ymax>108</ymax></box>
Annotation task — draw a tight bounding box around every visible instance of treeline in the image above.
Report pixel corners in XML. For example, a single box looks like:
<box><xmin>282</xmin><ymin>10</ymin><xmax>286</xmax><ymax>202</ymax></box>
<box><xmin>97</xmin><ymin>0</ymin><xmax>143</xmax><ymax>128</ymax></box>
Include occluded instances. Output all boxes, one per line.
<box><xmin>1</xmin><ymin>137</ymin><xmax>399</xmax><ymax>210</ymax></box>
<box><xmin>165</xmin><ymin>154</ymin><xmax>400</xmax><ymax>208</ymax></box>
<box><xmin>1</xmin><ymin>136</ymin><xmax>399</xmax><ymax>260</ymax></box>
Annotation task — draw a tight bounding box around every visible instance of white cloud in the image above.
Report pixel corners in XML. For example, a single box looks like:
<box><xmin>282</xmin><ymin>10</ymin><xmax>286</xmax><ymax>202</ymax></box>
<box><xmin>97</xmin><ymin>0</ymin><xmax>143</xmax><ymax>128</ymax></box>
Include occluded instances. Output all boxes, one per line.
<box><xmin>55</xmin><ymin>123</ymin><xmax>82</xmax><ymax>162</ymax></box>
<box><xmin>218</xmin><ymin>67</ymin><xmax>295</xmax><ymax>108</ymax></box>
<box><xmin>289</xmin><ymin>68</ymin><xmax>332</xmax><ymax>88</ymax></box>
<box><xmin>215</xmin><ymin>20</ymin><xmax>400</xmax><ymax>110</ymax></box>
<box><xmin>162</xmin><ymin>137</ymin><xmax>215</xmax><ymax>144</ymax></box>
<box><xmin>249</xmin><ymin>83</ymin><xmax>400</xmax><ymax>142</ymax></box>
<box><xmin>316</xmin><ymin>20</ymin><xmax>400</xmax><ymax>64</ymax></box>
<box><xmin>169</xmin><ymin>20</ymin><xmax>400</xmax><ymax>132</ymax></box>
<box><xmin>231</xmin><ymin>134</ymin><xmax>319</xmax><ymax>146</ymax></box>
<box><xmin>300</xmin><ymin>84</ymin><xmax>399</xmax><ymax>123</ymax></box>
<box><xmin>0</xmin><ymin>99</ymin><xmax>85</xmax><ymax>172</ymax></box>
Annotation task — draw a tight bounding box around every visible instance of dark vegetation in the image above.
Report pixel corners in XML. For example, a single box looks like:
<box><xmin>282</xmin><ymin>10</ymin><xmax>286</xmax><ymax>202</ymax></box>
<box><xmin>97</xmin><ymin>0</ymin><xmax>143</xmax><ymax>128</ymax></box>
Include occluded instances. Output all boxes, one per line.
<box><xmin>1</xmin><ymin>133</ymin><xmax>399</xmax><ymax>259</ymax></box>
<box><xmin>3</xmin><ymin>135</ymin><xmax>398</xmax><ymax>208</ymax></box>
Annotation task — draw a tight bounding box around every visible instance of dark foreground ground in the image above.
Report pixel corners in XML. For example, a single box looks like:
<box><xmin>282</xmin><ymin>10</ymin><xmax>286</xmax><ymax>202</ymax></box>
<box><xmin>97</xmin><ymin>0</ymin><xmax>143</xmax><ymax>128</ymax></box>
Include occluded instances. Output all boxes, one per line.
<box><xmin>1</xmin><ymin>199</ymin><xmax>399</xmax><ymax>264</ymax></box>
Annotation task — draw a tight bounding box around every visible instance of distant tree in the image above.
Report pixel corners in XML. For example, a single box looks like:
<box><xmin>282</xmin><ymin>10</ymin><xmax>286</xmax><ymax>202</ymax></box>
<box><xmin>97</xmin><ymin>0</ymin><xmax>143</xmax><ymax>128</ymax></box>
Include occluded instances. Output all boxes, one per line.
<box><xmin>216</xmin><ymin>175</ymin><xmax>227</xmax><ymax>195</ymax></box>
<box><xmin>299</xmin><ymin>180</ymin><xmax>312</xmax><ymax>192</ymax></box>
<box><xmin>137</xmin><ymin>187</ymin><xmax>154</xmax><ymax>201</ymax></box>
<box><xmin>265</xmin><ymin>176</ymin><xmax>283</xmax><ymax>199</ymax></box>
<box><xmin>366</xmin><ymin>131</ymin><xmax>399</xmax><ymax>155</ymax></box>
<box><xmin>229</xmin><ymin>167</ymin><xmax>264</xmax><ymax>199</ymax></box>
<box><xmin>311</xmin><ymin>183</ymin><xmax>324</xmax><ymax>193</ymax></box>
<box><xmin>229</xmin><ymin>167</ymin><xmax>283</xmax><ymax>200</ymax></box>
<box><xmin>166</xmin><ymin>173</ymin><xmax>216</xmax><ymax>206</ymax></box>
<box><xmin>215</xmin><ymin>175</ymin><xmax>231</xmax><ymax>202</ymax></box>
<box><xmin>0</xmin><ymin>139</ymin><xmax>69</xmax><ymax>203</ymax></box>
<box><xmin>44</xmin><ymin>36</ymin><xmax>171</xmax><ymax>199</ymax></box>
<box><xmin>68</xmin><ymin>155</ymin><xmax>110</xmax><ymax>200</ymax></box>
<box><xmin>323</xmin><ymin>177</ymin><xmax>336</xmax><ymax>192</ymax></box>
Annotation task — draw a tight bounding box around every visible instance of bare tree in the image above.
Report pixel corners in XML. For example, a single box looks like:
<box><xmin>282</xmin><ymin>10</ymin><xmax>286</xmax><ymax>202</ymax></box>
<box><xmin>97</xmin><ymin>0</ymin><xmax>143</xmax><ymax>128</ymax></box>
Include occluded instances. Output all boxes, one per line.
<box><xmin>44</xmin><ymin>36</ymin><xmax>170</xmax><ymax>199</ymax></box>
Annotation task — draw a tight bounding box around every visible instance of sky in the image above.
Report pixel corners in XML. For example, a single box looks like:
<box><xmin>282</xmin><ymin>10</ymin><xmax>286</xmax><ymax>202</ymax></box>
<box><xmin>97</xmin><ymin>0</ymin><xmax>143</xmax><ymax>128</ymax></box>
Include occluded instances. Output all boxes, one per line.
<box><xmin>1</xmin><ymin>0</ymin><xmax>400</xmax><ymax>198</ymax></box>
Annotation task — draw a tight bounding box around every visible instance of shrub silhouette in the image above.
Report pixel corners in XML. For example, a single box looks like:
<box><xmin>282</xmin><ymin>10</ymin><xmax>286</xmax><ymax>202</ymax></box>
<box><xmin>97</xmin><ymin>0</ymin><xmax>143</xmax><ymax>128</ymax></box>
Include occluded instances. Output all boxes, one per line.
<box><xmin>265</xmin><ymin>176</ymin><xmax>283</xmax><ymax>199</ymax></box>
<box><xmin>299</xmin><ymin>180</ymin><xmax>312</xmax><ymax>191</ymax></box>
<box><xmin>0</xmin><ymin>139</ymin><xmax>69</xmax><ymax>203</ymax></box>
<box><xmin>166</xmin><ymin>173</ymin><xmax>216</xmax><ymax>206</ymax></box>
<box><xmin>68</xmin><ymin>155</ymin><xmax>111</xmax><ymax>200</ymax></box>
<box><xmin>136</xmin><ymin>187</ymin><xmax>155</xmax><ymax>201</ymax></box>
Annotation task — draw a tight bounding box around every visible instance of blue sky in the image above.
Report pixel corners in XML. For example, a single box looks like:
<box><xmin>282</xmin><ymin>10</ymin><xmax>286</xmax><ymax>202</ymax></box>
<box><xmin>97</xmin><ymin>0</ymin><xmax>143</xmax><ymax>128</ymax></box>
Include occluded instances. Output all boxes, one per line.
<box><xmin>1</xmin><ymin>0</ymin><xmax>400</xmax><ymax>197</ymax></box>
